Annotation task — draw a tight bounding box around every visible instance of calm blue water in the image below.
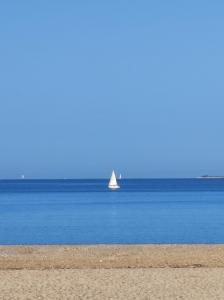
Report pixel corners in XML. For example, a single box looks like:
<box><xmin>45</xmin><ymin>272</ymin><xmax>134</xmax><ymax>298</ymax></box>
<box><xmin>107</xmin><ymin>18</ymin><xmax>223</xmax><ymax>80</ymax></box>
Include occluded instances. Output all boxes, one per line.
<box><xmin>1</xmin><ymin>179</ymin><xmax>224</xmax><ymax>244</ymax></box>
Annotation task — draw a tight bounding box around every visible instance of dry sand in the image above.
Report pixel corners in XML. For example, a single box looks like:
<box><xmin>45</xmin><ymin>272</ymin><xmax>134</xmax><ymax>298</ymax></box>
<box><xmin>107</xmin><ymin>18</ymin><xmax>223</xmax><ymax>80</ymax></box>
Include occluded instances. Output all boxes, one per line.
<box><xmin>1</xmin><ymin>245</ymin><xmax>224</xmax><ymax>299</ymax></box>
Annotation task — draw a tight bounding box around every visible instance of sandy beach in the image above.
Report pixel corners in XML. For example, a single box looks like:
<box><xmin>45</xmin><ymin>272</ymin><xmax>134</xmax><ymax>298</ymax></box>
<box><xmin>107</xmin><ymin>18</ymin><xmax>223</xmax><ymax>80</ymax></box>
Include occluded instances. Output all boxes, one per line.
<box><xmin>1</xmin><ymin>245</ymin><xmax>224</xmax><ymax>299</ymax></box>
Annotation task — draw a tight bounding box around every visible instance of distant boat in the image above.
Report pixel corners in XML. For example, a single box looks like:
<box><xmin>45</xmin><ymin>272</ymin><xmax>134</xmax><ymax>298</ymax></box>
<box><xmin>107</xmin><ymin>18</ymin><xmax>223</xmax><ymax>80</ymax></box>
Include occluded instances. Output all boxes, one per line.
<box><xmin>119</xmin><ymin>174</ymin><xmax>122</xmax><ymax>179</ymax></box>
<box><xmin>108</xmin><ymin>170</ymin><xmax>120</xmax><ymax>190</ymax></box>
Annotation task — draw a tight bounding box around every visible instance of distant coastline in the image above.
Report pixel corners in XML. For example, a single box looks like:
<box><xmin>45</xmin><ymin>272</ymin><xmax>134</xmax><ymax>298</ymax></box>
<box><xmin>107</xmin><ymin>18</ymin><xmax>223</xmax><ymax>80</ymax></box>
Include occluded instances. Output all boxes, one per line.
<box><xmin>197</xmin><ymin>175</ymin><xmax>224</xmax><ymax>179</ymax></box>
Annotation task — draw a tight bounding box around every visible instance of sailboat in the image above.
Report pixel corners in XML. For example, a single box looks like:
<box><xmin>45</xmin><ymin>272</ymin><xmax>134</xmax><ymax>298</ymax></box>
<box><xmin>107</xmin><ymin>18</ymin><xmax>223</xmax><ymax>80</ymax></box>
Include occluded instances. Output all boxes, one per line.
<box><xmin>108</xmin><ymin>170</ymin><xmax>120</xmax><ymax>190</ymax></box>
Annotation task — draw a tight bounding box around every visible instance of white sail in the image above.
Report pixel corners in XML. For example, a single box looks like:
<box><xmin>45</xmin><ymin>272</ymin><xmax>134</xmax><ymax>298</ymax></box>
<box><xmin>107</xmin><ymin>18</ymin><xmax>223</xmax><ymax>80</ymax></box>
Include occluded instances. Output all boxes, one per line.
<box><xmin>108</xmin><ymin>170</ymin><xmax>120</xmax><ymax>189</ymax></box>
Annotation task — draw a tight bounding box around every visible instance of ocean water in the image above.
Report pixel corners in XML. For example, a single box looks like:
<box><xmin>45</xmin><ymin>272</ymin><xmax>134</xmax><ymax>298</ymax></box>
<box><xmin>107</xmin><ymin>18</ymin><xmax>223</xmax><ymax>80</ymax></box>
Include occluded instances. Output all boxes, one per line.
<box><xmin>1</xmin><ymin>179</ymin><xmax>224</xmax><ymax>244</ymax></box>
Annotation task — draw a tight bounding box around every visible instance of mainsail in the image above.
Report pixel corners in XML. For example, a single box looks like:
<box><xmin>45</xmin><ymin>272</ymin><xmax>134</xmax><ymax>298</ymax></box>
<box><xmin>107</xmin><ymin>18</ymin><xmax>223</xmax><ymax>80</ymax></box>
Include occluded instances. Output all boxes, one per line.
<box><xmin>108</xmin><ymin>170</ymin><xmax>120</xmax><ymax>189</ymax></box>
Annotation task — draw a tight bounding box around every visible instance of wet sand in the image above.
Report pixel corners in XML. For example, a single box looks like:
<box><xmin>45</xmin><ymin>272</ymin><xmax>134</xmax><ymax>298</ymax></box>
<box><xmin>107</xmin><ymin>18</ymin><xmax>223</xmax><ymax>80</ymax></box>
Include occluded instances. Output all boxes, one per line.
<box><xmin>1</xmin><ymin>245</ymin><xmax>224</xmax><ymax>299</ymax></box>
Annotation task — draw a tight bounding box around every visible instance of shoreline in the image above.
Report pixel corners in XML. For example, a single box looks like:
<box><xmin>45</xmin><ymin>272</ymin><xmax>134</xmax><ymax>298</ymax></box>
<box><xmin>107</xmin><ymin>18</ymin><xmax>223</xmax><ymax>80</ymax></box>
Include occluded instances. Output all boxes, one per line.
<box><xmin>1</xmin><ymin>244</ymin><xmax>224</xmax><ymax>269</ymax></box>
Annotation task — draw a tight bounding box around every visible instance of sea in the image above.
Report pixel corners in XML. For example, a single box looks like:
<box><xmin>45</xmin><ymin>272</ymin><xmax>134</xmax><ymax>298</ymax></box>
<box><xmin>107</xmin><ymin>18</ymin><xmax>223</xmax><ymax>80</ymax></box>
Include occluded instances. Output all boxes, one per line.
<box><xmin>1</xmin><ymin>178</ymin><xmax>224</xmax><ymax>245</ymax></box>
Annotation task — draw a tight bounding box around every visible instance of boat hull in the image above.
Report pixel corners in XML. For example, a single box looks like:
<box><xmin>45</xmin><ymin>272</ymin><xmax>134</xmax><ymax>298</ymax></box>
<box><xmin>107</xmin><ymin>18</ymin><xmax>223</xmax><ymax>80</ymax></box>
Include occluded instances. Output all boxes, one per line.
<box><xmin>108</xmin><ymin>185</ymin><xmax>120</xmax><ymax>190</ymax></box>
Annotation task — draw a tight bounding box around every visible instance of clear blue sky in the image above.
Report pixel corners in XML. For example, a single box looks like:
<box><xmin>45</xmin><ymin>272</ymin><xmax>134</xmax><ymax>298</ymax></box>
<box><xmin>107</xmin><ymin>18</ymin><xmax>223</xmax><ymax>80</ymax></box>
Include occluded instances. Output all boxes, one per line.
<box><xmin>0</xmin><ymin>1</ymin><xmax>224</xmax><ymax>178</ymax></box>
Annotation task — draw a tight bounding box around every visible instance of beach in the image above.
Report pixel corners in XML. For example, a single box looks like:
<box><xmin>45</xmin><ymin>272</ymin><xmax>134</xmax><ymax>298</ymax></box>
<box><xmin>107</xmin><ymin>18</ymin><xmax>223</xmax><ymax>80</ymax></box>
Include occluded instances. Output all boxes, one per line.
<box><xmin>1</xmin><ymin>245</ymin><xmax>224</xmax><ymax>299</ymax></box>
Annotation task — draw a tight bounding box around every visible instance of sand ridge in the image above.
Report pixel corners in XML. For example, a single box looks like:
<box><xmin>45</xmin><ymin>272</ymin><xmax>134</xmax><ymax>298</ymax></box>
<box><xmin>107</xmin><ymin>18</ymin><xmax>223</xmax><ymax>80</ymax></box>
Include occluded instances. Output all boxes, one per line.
<box><xmin>0</xmin><ymin>245</ymin><xmax>224</xmax><ymax>269</ymax></box>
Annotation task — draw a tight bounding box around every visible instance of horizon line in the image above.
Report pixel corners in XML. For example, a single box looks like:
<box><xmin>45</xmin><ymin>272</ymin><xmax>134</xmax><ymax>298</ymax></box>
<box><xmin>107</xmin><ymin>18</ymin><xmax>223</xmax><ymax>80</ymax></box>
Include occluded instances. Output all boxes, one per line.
<box><xmin>0</xmin><ymin>177</ymin><xmax>212</xmax><ymax>180</ymax></box>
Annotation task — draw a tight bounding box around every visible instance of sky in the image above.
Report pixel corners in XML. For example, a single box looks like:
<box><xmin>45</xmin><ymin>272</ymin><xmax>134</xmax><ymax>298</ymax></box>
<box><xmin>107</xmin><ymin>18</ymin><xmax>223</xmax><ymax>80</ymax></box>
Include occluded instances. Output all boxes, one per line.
<box><xmin>0</xmin><ymin>1</ymin><xmax>224</xmax><ymax>178</ymax></box>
